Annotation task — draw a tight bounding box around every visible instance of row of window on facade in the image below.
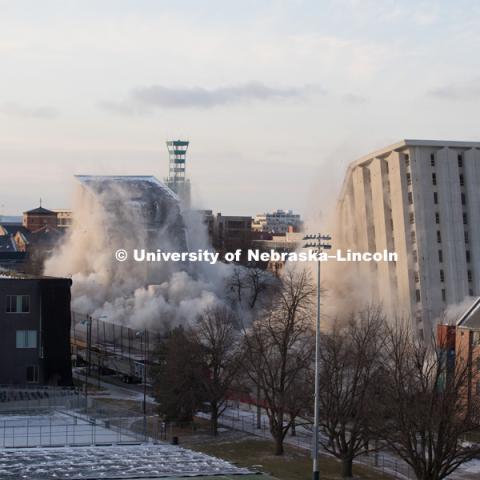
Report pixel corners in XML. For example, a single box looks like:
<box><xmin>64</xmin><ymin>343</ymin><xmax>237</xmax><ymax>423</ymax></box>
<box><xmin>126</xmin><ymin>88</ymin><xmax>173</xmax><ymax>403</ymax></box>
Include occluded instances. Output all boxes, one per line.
<box><xmin>5</xmin><ymin>295</ymin><xmax>30</xmax><ymax>313</ymax></box>
<box><xmin>414</xmin><ymin>268</ymin><xmax>473</xmax><ymax>284</ymax></box>
<box><xmin>415</xmin><ymin>288</ymin><xmax>447</xmax><ymax>303</ymax></box>
<box><xmin>405</xmin><ymin>152</ymin><xmax>464</xmax><ymax>169</ymax></box>
<box><xmin>16</xmin><ymin>330</ymin><xmax>37</xmax><ymax>348</ymax></box>
<box><xmin>409</xmin><ymin>229</ymin><xmax>470</xmax><ymax>246</ymax></box>
<box><xmin>412</xmin><ymin>248</ymin><xmax>472</xmax><ymax>265</ymax></box>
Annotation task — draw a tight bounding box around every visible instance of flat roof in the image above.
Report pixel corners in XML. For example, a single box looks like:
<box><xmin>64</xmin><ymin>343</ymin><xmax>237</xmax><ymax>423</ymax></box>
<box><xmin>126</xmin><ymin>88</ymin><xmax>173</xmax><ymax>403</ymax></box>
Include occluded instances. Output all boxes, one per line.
<box><xmin>0</xmin><ymin>272</ymin><xmax>71</xmax><ymax>281</ymax></box>
<box><xmin>338</xmin><ymin>139</ymin><xmax>480</xmax><ymax>201</ymax></box>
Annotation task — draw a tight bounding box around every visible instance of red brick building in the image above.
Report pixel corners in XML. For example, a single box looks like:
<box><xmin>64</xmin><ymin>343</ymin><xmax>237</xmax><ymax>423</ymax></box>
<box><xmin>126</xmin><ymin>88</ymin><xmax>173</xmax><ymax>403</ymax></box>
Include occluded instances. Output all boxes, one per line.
<box><xmin>438</xmin><ymin>297</ymin><xmax>480</xmax><ymax>405</ymax></box>
<box><xmin>23</xmin><ymin>206</ymin><xmax>57</xmax><ymax>232</ymax></box>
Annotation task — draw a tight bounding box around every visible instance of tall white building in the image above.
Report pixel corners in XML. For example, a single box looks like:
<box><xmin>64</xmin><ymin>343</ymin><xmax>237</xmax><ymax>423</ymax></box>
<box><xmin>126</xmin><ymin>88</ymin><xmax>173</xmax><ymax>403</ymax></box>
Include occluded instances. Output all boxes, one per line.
<box><xmin>336</xmin><ymin>140</ymin><xmax>480</xmax><ymax>339</ymax></box>
<box><xmin>252</xmin><ymin>209</ymin><xmax>302</xmax><ymax>234</ymax></box>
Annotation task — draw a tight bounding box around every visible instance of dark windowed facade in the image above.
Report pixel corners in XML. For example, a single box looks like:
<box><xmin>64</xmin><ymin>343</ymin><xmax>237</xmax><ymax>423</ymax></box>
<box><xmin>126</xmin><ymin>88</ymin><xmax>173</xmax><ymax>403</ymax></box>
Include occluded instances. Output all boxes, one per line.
<box><xmin>0</xmin><ymin>274</ymin><xmax>73</xmax><ymax>385</ymax></box>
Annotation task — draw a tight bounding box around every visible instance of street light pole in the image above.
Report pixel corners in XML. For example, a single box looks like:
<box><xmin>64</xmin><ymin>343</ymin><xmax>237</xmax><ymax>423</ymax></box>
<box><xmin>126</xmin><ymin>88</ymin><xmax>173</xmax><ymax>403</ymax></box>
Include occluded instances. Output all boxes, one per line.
<box><xmin>303</xmin><ymin>233</ymin><xmax>332</xmax><ymax>480</ymax></box>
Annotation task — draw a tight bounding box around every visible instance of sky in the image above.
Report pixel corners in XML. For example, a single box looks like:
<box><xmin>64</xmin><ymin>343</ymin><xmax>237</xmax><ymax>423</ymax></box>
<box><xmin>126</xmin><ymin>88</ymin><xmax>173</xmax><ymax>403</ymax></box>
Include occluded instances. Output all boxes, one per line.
<box><xmin>1</xmin><ymin>0</ymin><xmax>480</xmax><ymax>219</ymax></box>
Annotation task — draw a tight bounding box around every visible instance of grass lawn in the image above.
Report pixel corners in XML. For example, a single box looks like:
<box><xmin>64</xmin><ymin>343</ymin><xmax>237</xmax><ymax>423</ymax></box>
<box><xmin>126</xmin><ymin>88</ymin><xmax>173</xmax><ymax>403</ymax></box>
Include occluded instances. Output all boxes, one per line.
<box><xmin>182</xmin><ymin>435</ymin><xmax>393</xmax><ymax>480</ymax></box>
<box><xmin>85</xmin><ymin>395</ymin><xmax>393</xmax><ymax>479</ymax></box>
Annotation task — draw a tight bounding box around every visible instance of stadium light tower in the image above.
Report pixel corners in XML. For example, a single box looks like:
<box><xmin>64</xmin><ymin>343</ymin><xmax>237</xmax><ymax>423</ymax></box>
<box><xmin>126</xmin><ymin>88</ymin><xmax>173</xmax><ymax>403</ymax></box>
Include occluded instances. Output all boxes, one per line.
<box><xmin>303</xmin><ymin>233</ymin><xmax>332</xmax><ymax>480</ymax></box>
<box><xmin>165</xmin><ymin>140</ymin><xmax>191</xmax><ymax>207</ymax></box>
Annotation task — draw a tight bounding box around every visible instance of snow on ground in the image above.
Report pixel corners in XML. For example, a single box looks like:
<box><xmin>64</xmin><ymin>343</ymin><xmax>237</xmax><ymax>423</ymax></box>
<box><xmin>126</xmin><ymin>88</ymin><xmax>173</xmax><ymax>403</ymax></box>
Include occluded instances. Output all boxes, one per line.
<box><xmin>0</xmin><ymin>410</ymin><xmax>138</xmax><ymax>448</ymax></box>
<box><xmin>0</xmin><ymin>444</ymin><xmax>252</xmax><ymax>479</ymax></box>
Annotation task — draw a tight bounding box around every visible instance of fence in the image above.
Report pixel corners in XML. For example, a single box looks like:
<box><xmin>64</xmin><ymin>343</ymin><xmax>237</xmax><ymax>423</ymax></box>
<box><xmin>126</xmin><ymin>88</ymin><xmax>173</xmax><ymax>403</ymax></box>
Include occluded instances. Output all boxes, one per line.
<box><xmin>0</xmin><ymin>386</ymin><xmax>151</xmax><ymax>448</ymax></box>
<box><xmin>0</xmin><ymin>411</ymin><xmax>141</xmax><ymax>448</ymax></box>
<box><xmin>208</xmin><ymin>403</ymin><xmax>416</xmax><ymax>480</ymax></box>
<box><xmin>71</xmin><ymin>312</ymin><xmax>163</xmax><ymax>383</ymax></box>
<box><xmin>0</xmin><ymin>386</ymin><xmax>81</xmax><ymax>412</ymax></box>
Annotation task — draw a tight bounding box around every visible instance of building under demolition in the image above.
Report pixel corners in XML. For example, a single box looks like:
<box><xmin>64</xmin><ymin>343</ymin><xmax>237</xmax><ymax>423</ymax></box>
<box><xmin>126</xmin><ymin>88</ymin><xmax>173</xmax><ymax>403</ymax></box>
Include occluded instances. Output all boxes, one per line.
<box><xmin>75</xmin><ymin>175</ymin><xmax>187</xmax><ymax>285</ymax></box>
<box><xmin>336</xmin><ymin>139</ymin><xmax>480</xmax><ymax>340</ymax></box>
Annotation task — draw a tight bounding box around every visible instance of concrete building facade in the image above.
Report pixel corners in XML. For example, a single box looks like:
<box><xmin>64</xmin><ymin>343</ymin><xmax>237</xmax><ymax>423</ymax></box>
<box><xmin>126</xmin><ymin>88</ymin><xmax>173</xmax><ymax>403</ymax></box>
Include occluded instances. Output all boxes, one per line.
<box><xmin>337</xmin><ymin>140</ymin><xmax>480</xmax><ymax>339</ymax></box>
<box><xmin>252</xmin><ymin>209</ymin><xmax>303</xmax><ymax>234</ymax></box>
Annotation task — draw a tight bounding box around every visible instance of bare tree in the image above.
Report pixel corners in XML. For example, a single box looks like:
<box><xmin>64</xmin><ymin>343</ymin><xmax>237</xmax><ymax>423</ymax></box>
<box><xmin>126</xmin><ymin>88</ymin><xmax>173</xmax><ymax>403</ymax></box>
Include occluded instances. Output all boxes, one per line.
<box><xmin>229</xmin><ymin>267</ymin><xmax>245</xmax><ymax>305</ymax></box>
<box><xmin>318</xmin><ymin>306</ymin><xmax>387</xmax><ymax>478</ymax></box>
<box><xmin>228</xmin><ymin>264</ymin><xmax>278</xmax><ymax>310</ymax></box>
<box><xmin>377</xmin><ymin>322</ymin><xmax>480</xmax><ymax>480</ymax></box>
<box><xmin>242</xmin><ymin>267</ymin><xmax>315</xmax><ymax>455</ymax></box>
<box><xmin>152</xmin><ymin>327</ymin><xmax>207</xmax><ymax>423</ymax></box>
<box><xmin>194</xmin><ymin>305</ymin><xmax>241</xmax><ymax>436</ymax></box>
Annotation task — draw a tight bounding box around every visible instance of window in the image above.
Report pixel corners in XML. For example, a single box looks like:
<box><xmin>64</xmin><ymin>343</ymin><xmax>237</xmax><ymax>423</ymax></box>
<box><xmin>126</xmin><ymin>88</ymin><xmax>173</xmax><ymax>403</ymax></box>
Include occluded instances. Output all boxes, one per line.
<box><xmin>439</xmin><ymin>250</ymin><xmax>443</xmax><ymax>263</ymax></box>
<box><xmin>466</xmin><ymin>250</ymin><xmax>471</xmax><ymax>263</ymax></box>
<box><xmin>463</xmin><ymin>213</ymin><xmax>468</xmax><ymax>225</ymax></box>
<box><xmin>435</xmin><ymin>212</ymin><xmax>440</xmax><ymax>224</ymax></box>
<box><xmin>460</xmin><ymin>174</ymin><xmax>465</xmax><ymax>187</ymax></box>
<box><xmin>465</xmin><ymin>231</ymin><xmax>469</xmax><ymax>244</ymax></box>
<box><xmin>26</xmin><ymin>366</ymin><xmax>39</xmax><ymax>383</ymax></box>
<box><xmin>461</xmin><ymin>193</ymin><xmax>466</xmax><ymax>205</ymax></box>
<box><xmin>408</xmin><ymin>192</ymin><xmax>413</xmax><ymax>205</ymax></box>
<box><xmin>440</xmin><ymin>269</ymin><xmax>445</xmax><ymax>282</ymax></box>
<box><xmin>411</xmin><ymin>231</ymin><xmax>416</xmax><ymax>243</ymax></box>
<box><xmin>414</xmin><ymin>271</ymin><xmax>420</xmax><ymax>283</ymax></box>
<box><xmin>406</xmin><ymin>173</ymin><xmax>412</xmax><ymax>185</ymax></box>
<box><xmin>442</xmin><ymin>289</ymin><xmax>446</xmax><ymax>302</ymax></box>
<box><xmin>458</xmin><ymin>154</ymin><xmax>463</xmax><ymax>168</ymax></box>
<box><xmin>433</xmin><ymin>192</ymin><xmax>438</xmax><ymax>204</ymax></box>
<box><xmin>470</xmin><ymin>288</ymin><xmax>474</xmax><ymax>296</ymax></box>
<box><xmin>16</xmin><ymin>330</ymin><xmax>37</xmax><ymax>349</ymax></box>
<box><xmin>416</xmin><ymin>289</ymin><xmax>421</xmax><ymax>303</ymax></box>
<box><xmin>409</xmin><ymin>212</ymin><xmax>415</xmax><ymax>224</ymax></box>
<box><xmin>437</xmin><ymin>231</ymin><xmax>442</xmax><ymax>243</ymax></box>
<box><xmin>6</xmin><ymin>295</ymin><xmax>30</xmax><ymax>313</ymax></box>
<box><xmin>430</xmin><ymin>153</ymin><xmax>435</xmax><ymax>167</ymax></box>
<box><xmin>413</xmin><ymin>250</ymin><xmax>418</xmax><ymax>263</ymax></box>
<box><xmin>432</xmin><ymin>173</ymin><xmax>437</xmax><ymax>186</ymax></box>
<box><xmin>405</xmin><ymin>154</ymin><xmax>410</xmax><ymax>166</ymax></box>
<box><xmin>468</xmin><ymin>270</ymin><xmax>473</xmax><ymax>283</ymax></box>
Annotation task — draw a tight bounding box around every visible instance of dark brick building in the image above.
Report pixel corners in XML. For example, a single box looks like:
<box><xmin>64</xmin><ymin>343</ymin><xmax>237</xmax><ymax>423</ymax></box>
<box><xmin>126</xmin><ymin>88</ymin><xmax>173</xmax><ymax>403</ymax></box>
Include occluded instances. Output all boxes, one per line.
<box><xmin>0</xmin><ymin>274</ymin><xmax>73</xmax><ymax>385</ymax></box>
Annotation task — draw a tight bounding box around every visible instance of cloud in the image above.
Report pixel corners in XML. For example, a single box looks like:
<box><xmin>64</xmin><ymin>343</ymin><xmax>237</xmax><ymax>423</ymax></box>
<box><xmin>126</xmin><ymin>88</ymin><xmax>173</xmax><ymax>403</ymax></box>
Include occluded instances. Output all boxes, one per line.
<box><xmin>99</xmin><ymin>82</ymin><xmax>325</xmax><ymax>114</ymax></box>
<box><xmin>429</xmin><ymin>79</ymin><xmax>480</xmax><ymax>101</ymax></box>
<box><xmin>343</xmin><ymin>93</ymin><xmax>368</xmax><ymax>104</ymax></box>
<box><xmin>0</xmin><ymin>102</ymin><xmax>59</xmax><ymax>119</ymax></box>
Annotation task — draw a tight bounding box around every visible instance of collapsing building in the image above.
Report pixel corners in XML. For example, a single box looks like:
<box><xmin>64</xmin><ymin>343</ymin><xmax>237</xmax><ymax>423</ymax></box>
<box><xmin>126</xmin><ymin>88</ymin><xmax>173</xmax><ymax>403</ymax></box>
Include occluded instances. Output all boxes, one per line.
<box><xmin>74</xmin><ymin>175</ymin><xmax>187</xmax><ymax>285</ymax></box>
<box><xmin>44</xmin><ymin>174</ymin><xmax>225</xmax><ymax>329</ymax></box>
<box><xmin>335</xmin><ymin>140</ymin><xmax>480</xmax><ymax>340</ymax></box>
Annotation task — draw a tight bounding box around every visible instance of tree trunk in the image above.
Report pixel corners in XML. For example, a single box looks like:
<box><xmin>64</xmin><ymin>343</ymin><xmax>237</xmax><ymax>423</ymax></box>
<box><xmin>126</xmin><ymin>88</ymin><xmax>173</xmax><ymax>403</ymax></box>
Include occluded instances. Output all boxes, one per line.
<box><xmin>256</xmin><ymin>384</ymin><xmax>261</xmax><ymax>429</ymax></box>
<box><xmin>274</xmin><ymin>433</ymin><xmax>284</xmax><ymax>455</ymax></box>
<box><xmin>290</xmin><ymin>417</ymin><xmax>296</xmax><ymax>436</ymax></box>
<box><xmin>341</xmin><ymin>457</ymin><xmax>353</xmax><ymax>478</ymax></box>
<box><xmin>211</xmin><ymin>403</ymin><xmax>219</xmax><ymax>436</ymax></box>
